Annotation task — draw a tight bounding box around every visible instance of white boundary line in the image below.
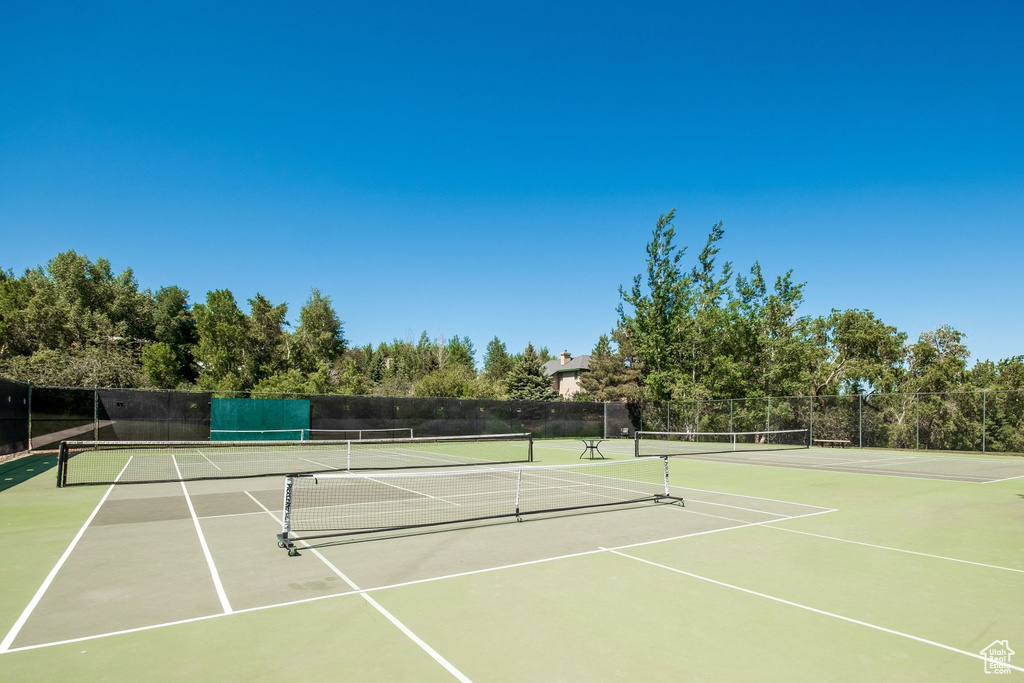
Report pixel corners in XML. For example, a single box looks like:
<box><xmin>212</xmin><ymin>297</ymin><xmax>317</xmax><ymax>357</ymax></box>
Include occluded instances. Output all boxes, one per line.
<box><xmin>762</xmin><ymin>526</ymin><xmax>1024</xmax><ymax>574</ymax></box>
<box><xmin>2</xmin><ymin>501</ymin><xmax>832</xmax><ymax>655</ymax></box>
<box><xmin>195</xmin><ymin>448</ymin><xmax>222</xmax><ymax>471</ymax></box>
<box><xmin>173</xmin><ymin>456</ymin><xmax>232</xmax><ymax>614</ymax></box>
<box><xmin>244</xmin><ymin>492</ymin><xmax>470</xmax><ymax>682</ymax></box>
<box><xmin>604</xmin><ymin>548</ymin><xmax>1024</xmax><ymax>673</ymax></box>
<box><xmin>0</xmin><ymin>458</ymin><xmax>133</xmax><ymax>652</ymax></box>
<box><xmin>671</xmin><ymin>485</ymin><xmax>832</xmax><ymax>509</ymax></box>
<box><xmin>979</xmin><ymin>473</ymin><xmax>1024</xmax><ymax>484</ymax></box>
<box><xmin>671</xmin><ymin>454</ymin><xmax>996</xmax><ymax>482</ymax></box>
<box><xmin>683</xmin><ymin>498</ymin><xmax>793</xmax><ymax>517</ymax></box>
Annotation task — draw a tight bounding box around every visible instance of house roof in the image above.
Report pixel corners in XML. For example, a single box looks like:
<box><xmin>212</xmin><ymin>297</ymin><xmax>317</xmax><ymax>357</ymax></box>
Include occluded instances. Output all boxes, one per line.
<box><xmin>542</xmin><ymin>355</ymin><xmax>591</xmax><ymax>376</ymax></box>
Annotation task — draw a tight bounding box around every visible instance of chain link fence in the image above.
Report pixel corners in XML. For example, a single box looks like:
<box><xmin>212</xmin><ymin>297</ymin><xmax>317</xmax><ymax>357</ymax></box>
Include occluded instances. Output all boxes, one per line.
<box><xmin>3</xmin><ymin>382</ymin><xmax>1022</xmax><ymax>456</ymax></box>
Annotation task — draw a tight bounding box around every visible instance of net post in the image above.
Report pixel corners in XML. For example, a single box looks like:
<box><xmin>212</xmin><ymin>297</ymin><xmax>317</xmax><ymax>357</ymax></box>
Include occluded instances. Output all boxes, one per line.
<box><xmin>27</xmin><ymin>382</ymin><xmax>33</xmax><ymax>451</ymax></box>
<box><xmin>663</xmin><ymin>456</ymin><xmax>670</xmax><ymax>497</ymax></box>
<box><xmin>634</xmin><ymin>432</ymin><xmax>639</xmax><ymax>457</ymax></box>
<box><xmin>528</xmin><ymin>433</ymin><xmax>533</xmax><ymax>462</ymax></box>
<box><xmin>514</xmin><ymin>468</ymin><xmax>522</xmax><ymax>520</ymax></box>
<box><xmin>56</xmin><ymin>441</ymin><xmax>67</xmax><ymax>488</ymax></box>
<box><xmin>278</xmin><ymin>475</ymin><xmax>295</xmax><ymax>551</ymax></box>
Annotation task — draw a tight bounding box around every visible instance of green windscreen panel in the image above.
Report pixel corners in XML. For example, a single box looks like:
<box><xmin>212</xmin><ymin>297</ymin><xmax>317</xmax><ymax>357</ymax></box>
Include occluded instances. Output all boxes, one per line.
<box><xmin>211</xmin><ymin>398</ymin><xmax>310</xmax><ymax>440</ymax></box>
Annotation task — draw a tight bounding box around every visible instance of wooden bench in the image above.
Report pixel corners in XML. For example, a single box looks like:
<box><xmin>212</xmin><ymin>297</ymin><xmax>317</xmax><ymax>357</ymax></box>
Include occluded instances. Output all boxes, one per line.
<box><xmin>813</xmin><ymin>438</ymin><xmax>852</xmax><ymax>448</ymax></box>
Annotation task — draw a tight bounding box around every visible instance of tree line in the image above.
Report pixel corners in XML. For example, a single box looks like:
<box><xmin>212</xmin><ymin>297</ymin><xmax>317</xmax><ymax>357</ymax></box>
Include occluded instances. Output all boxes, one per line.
<box><xmin>588</xmin><ymin>210</ymin><xmax>1024</xmax><ymax>405</ymax></box>
<box><xmin>2</xmin><ymin>212</ymin><xmax>1022</xmax><ymax>407</ymax></box>
<box><xmin>0</xmin><ymin>251</ymin><xmax>556</xmax><ymax>399</ymax></box>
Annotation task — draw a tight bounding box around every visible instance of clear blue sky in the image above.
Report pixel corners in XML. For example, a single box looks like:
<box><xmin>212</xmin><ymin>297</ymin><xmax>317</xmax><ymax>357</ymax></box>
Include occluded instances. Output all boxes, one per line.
<box><xmin>2</xmin><ymin>1</ymin><xmax>1022</xmax><ymax>366</ymax></box>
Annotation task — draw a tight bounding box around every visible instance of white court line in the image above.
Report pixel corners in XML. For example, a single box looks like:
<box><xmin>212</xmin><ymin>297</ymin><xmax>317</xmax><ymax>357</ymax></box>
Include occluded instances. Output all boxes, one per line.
<box><xmin>0</xmin><ymin>458</ymin><xmax>133</xmax><ymax>652</ymax></box>
<box><xmin>672</xmin><ymin>485</ymin><xmax>831</xmax><ymax>510</ymax></box>
<box><xmin>979</xmin><ymin>473</ymin><xmax>1024</xmax><ymax>484</ymax></box>
<box><xmin>605</xmin><ymin>548</ymin><xmax>1024</xmax><ymax>673</ymax></box>
<box><xmin>2</xmin><ymin>499</ymin><xmax>834</xmax><ymax>655</ymax></box>
<box><xmin>683</xmin><ymin>498</ymin><xmax>792</xmax><ymax>517</ymax></box>
<box><xmin>300</xmin><ymin>458</ymin><xmax>342</xmax><ymax>471</ymax></box>
<box><xmin>814</xmin><ymin>456</ymin><xmax>922</xmax><ymax>467</ymax></box>
<box><xmin>673</xmin><ymin>454</ymin><xmax>994</xmax><ymax>482</ymax></box>
<box><xmin>196</xmin><ymin>448</ymin><xmax>222</xmax><ymax>471</ymax></box>
<box><xmin>762</xmin><ymin>526</ymin><xmax>1024</xmax><ymax>574</ymax></box>
<box><xmin>354</xmin><ymin>475</ymin><xmax>462</xmax><ymax>507</ymax></box>
<box><xmin>612</xmin><ymin>508</ymin><xmax>837</xmax><ymax>551</ymax></box>
<box><xmin>244</xmin><ymin>492</ymin><xmax>470</xmax><ymax>682</ymax></box>
<box><xmin>172</xmin><ymin>456</ymin><xmax>232</xmax><ymax>614</ymax></box>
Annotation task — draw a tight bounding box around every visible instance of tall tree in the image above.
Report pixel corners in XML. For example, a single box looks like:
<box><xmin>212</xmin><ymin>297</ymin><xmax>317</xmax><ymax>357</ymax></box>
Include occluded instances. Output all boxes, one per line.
<box><xmin>245</xmin><ymin>294</ymin><xmax>289</xmax><ymax>388</ymax></box>
<box><xmin>803</xmin><ymin>309</ymin><xmax>906</xmax><ymax>395</ymax></box>
<box><xmin>733</xmin><ymin>261</ymin><xmax>808</xmax><ymax>397</ymax></box>
<box><xmin>151</xmin><ymin>286</ymin><xmax>198</xmax><ymax>383</ymax></box>
<box><xmin>504</xmin><ymin>343</ymin><xmax>555</xmax><ymax>401</ymax></box>
<box><xmin>445</xmin><ymin>335</ymin><xmax>476</xmax><ymax>373</ymax></box>
<box><xmin>483</xmin><ymin>337</ymin><xmax>514</xmax><ymax>381</ymax></box>
<box><xmin>618</xmin><ymin>210</ymin><xmax>690</xmax><ymax>400</ymax></box>
<box><xmin>579</xmin><ymin>332</ymin><xmax>641</xmax><ymax>401</ymax></box>
<box><xmin>293</xmin><ymin>288</ymin><xmax>346</xmax><ymax>372</ymax></box>
<box><xmin>193</xmin><ymin>289</ymin><xmax>248</xmax><ymax>390</ymax></box>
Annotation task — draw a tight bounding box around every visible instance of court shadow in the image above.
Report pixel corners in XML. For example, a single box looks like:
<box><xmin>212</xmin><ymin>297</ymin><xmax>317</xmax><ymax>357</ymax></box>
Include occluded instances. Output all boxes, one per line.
<box><xmin>0</xmin><ymin>453</ymin><xmax>59</xmax><ymax>492</ymax></box>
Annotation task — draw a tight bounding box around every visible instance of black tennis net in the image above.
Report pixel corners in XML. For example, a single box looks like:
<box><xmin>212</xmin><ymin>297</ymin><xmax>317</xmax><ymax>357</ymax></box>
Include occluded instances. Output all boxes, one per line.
<box><xmin>277</xmin><ymin>456</ymin><xmax>683</xmax><ymax>553</ymax></box>
<box><xmin>57</xmin><ymin>433</ymin><xmax>533</xmax><ymax>486</ymax></box>
<box><xmin>635</xmin><ymin>429</ymin><xmax>810</xmax><ymax>457</ymax></box>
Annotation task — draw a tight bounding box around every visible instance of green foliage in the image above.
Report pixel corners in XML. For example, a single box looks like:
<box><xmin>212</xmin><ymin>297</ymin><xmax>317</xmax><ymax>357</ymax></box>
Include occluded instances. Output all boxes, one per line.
<box><xmin>444</xmin><ymin>336</ymin><xmax>476</xmax><ymax>373</ymax></box>
<box><xmin>413</xmin><ymin>366</ymin><xmax>474</xmax><ymax>398</ymax></box>
<box><xmin>803</xmin><ymin>309</ymin><xmax>906</xmax><ymax>395</ymax></box>
<box><xmin>293</xmin><ymin>288</ymin><xmax>346</xmax><ymax>372</ymax></box>
<box><xmin>1</xmin><ymin>343</ymin><xmax>145</xmax><ymax>387</ymax></box>
<box><xmin>504</xmin><ymin>343</ymin><xmax>555</xmax><ymax>401</ymax></box>
<box><xmin>483</xmin><ymin>337</ymin><xmax>514</xmax><ymax>381</ymax></box>
<box><xmin>244</xmin><ymin>293</ymin><xmax>289</xmax><ymax>388</ymax></box>
<box><xmin>152</xmin><ymin>286</ymin><xmax>198</xmax><ymax>382</ymax></box>
<box><xmin>579</xmin><ymin>331</ymin><xmax>641</xmax><ymax>402</ymax></box>
<box><xmin>193</xmin><ymin>289</ymin><xmax>248</xmax><ymax>391</ymax></box>
<box><xmin>141</xmin><ymin>342</ymin><xmax>182</xmax><ymax>389</ymax></box>
<box><xmin>252</xmin><ymin>368</ymin><xmax>314</xmax><ymax>395</ymax></box>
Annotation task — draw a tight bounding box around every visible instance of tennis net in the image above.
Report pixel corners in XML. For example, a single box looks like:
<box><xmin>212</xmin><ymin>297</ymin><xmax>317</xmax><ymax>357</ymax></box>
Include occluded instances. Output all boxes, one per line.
<box><xmin>211</xmin><ymin>428</ymin><xmax>306</xmax><ymax>441</ymax></box>
<box><xmin>304</xmin><ymin>428</ymin><xmax>414</xmax><ymax>441</ymax></box>
<box><xmin>57</xmin><ymin>433</ymin><xmax>532</xmax><ymax>486</ymax></box>
<box><xmin>635</xmin><ymin>429</ymin><xmax>809</xmax><ymax>457</ymax></box>
<box><xmin>278</xmin><ymin>456</ymin><xmax>683</xmax><ymax>553</ymax></box>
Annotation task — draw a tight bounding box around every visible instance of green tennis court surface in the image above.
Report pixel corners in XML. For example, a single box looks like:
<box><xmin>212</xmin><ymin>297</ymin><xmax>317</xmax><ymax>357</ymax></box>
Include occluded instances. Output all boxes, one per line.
<box><xmin>2</xmin><ymin>439</ymin><xmax>1022</xmax><ymax>680</ymax></box>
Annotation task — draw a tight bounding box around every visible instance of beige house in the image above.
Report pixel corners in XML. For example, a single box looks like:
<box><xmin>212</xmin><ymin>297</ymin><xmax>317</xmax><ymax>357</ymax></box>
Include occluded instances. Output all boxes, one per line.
<box><xmin>542</xmin><ymin>351</ymin><xmax>591</xmax><ymax>398</ymax></box>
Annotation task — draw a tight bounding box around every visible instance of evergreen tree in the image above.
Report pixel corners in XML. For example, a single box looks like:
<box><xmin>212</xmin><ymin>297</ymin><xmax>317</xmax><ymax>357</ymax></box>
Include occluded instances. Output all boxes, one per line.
<box><xmin>504</xmin><ymin>343</ymin><xmax>555</xmax><ymax>401</ymax></box>
<box><xmin>580</xmin><ymin>332</ymin><xmax>641</xmax><ymax>401</ymax></box>
<box><xmin>483</xmin><ymin>337</ymin><xmax>514</xmax><ymax>381</ymax></box>
<box><xmin>293</xmin><ymin>288</ymin><xmax>346</xmax><ymax>372</ymax></box>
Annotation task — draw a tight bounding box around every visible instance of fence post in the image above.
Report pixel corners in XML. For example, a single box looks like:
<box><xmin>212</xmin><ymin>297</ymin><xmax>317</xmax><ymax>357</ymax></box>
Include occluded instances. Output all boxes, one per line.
<box><xmin>666</xmin><ymin>401</ymin><xmax>671</xmax><ymax>432</ymax></box>
<box><xmin>858</xmin><ymin>393</ymin><xmax>863</xmax><ymax>448</ymax></box>
<box><xmin>808</xmin><ymin>396</ymin><xmax>814</xmax><ymax>444</ymax></box>
<box><xmin>729</xmin><ymin>399</ymin><xmax>734</xmax><ymax>433</ymax></box>
<box><xmin>766</xmin><ymin>397</ymin><xmax>771</xmax><ymax>443</ymax></box>
<box><xmin>27</xmin><ymin>382</ymin><xmax>33</xmax><ymax>451</ymax></box>
<box><xmin>94</xmin><ymin>385</ymin><xmax>99</xmax><ymax>441</ymax></box>
<box><xmin>915</xmin><ymin>393</ymin><xmax>920</xmax><ymax>450</ymax></box>
<box><xmin>982</xmin><ymin>391</ymin><xmax>987</xmax><ymax>453</ymax></box>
